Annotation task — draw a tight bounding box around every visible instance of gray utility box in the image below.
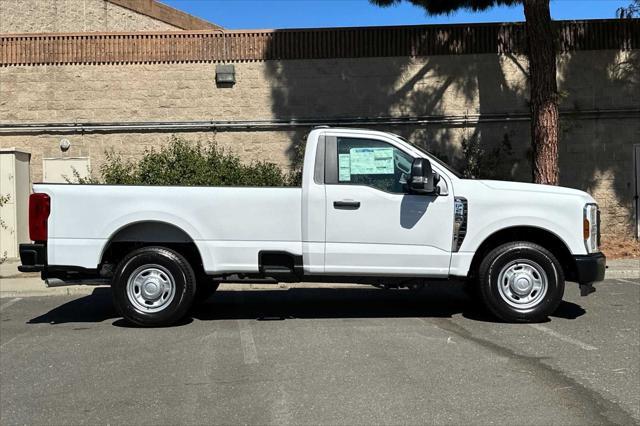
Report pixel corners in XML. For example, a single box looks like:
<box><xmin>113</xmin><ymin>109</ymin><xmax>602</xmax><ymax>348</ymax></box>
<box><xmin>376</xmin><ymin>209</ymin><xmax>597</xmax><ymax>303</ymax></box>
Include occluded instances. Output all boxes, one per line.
<box><xmin>0</xmin><ymin>149</ymin><xmax>31</xmax><ymax>259</ymax></box>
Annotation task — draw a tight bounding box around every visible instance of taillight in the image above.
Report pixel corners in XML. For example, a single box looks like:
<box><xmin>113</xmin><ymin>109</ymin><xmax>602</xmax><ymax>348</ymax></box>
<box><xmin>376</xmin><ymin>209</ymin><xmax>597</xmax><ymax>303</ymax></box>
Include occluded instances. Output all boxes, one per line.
<box><xmin>29</xmin><ymin>193</ymin><xmax>50</xmax><ymax>241</ymax></box>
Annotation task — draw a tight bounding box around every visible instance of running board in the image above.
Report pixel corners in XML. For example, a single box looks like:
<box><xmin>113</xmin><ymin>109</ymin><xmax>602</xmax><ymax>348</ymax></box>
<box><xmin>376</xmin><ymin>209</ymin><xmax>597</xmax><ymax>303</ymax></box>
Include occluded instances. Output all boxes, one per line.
<box><xmin>45</xmin><ymin>278</ymin><xmax>110</xmax><ymax>288</ymax></box>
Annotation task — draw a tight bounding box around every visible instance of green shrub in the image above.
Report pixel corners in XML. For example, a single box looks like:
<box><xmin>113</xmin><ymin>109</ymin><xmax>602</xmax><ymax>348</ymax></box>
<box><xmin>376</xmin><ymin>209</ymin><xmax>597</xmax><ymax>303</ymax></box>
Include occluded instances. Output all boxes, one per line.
<box><xmin>71</xmin><ymin>136</ymin><xmax>298</xmax><ymax>187</ymax></box>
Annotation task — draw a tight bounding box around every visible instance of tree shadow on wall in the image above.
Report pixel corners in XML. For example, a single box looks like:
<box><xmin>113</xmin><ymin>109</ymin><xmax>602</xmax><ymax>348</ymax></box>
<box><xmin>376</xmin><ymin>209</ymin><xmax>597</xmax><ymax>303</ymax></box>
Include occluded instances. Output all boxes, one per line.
<box><xmin>263</xmin><ymin>29</ymin><xmax>530</xmax><ymax>182</ymax></box>
<box><xmin>263</xmin><ymin>25</ymin><xmax>639</xmax><ymax>235</ymax></box>
<box><xmin>557</xmin><ymin>31</ymin><xmax>639</xmax><ymax>234</ymax></box>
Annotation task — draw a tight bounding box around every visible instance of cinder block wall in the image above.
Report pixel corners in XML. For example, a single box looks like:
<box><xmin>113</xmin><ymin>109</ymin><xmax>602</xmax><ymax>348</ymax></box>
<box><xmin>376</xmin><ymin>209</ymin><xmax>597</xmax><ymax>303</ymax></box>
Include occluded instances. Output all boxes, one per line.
<box><xmin>0</xmin><ymin>50</ymin><xmax>638</xmax><ymax>237</ymax></box>
<box><xmin>0</xmin><ymin>0</ymin><xmax>180</xmax><ymax>33</ymax></box>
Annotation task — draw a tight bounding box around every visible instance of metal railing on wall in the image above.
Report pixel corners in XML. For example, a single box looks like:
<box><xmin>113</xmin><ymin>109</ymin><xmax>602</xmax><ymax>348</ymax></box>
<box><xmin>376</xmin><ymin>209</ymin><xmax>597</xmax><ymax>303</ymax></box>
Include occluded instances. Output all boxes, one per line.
<box><xmin>1</xmin><ymin>19</ymin><xmax>638</xmax><ymax>66</ymax></box>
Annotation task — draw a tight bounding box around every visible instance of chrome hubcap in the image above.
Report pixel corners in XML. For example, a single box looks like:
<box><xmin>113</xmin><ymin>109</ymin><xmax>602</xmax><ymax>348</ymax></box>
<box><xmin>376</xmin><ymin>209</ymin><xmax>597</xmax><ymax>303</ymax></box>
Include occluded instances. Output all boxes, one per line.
<box><xmin>497</xmin><ymin>259</ymin><xmax>548</xmax><ymax>310</ymax></box>
<box><xmin>126</xmin><ymin>265</ymin><xmax>176</xmax><ymax>313</ymax></box>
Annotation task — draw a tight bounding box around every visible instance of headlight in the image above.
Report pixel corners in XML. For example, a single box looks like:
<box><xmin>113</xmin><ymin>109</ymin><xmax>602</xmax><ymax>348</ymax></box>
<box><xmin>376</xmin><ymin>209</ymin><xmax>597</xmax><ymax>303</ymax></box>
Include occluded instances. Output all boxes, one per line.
<box><xmin>583</xmin><ymin>203</ymin><xmax>599</xmax><ymax>253</ymax></box>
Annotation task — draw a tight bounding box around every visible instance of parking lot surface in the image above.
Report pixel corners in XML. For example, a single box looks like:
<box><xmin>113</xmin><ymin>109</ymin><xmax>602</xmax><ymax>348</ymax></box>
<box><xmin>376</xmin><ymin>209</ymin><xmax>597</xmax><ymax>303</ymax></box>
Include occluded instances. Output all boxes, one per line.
<box><xmin>1</xmin><ymin>279</ymin><xmax>639</xmax><ymax>425</ymax></box>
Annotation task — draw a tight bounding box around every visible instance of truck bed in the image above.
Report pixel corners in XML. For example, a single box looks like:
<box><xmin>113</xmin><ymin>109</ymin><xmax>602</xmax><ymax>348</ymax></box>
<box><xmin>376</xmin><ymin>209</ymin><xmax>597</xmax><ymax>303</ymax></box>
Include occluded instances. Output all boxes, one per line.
<box><xmin>36</xmin><ymin>184</ymin><xmax>303</xmax><ymax>273</ymax></box>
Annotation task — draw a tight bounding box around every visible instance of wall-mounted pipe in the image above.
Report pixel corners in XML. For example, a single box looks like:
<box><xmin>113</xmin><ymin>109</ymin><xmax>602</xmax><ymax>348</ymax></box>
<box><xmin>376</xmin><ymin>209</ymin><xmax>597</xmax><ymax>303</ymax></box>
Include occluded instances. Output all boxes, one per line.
<box><xmin>0</xmin><ymin>109</ymin><xmax>638</xmax><ymax>135</ymax></box>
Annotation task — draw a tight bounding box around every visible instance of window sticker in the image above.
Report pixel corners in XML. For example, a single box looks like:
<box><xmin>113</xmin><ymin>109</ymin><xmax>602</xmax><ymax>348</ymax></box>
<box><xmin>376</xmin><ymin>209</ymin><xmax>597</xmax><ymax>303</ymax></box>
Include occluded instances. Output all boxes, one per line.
<box><xmin>338</xmin><ymin>154</ymin><xmax>351</xmax><ymax>181</ymax></box>
<box><xmin>349</xmin><ymin>147</ymin><xmax>394</xmax><ymax>175</ymax></box>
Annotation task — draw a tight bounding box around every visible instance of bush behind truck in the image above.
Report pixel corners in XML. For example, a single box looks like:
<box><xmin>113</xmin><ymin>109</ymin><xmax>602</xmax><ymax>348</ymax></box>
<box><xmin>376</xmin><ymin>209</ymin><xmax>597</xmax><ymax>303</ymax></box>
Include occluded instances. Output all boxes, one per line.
<box><xmin>69</xmin><ymin>136</ymin><xmax>300</xmax><ymax>187</ymax></box>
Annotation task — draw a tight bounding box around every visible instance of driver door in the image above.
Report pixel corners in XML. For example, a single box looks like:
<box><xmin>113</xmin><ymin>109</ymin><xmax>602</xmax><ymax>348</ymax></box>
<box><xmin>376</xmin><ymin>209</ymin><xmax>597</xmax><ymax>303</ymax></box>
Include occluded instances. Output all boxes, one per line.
<box><xmin>323</xmin><ymin>135</ymin><xmax>453</xmax><ymax>277</ymax></box>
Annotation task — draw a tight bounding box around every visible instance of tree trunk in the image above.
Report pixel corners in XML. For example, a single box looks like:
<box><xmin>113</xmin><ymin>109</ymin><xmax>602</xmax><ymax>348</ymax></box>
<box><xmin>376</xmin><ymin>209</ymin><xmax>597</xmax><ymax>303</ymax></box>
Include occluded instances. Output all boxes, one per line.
<box><xmin>523</xmin><ymin>0</ymin><xmax>559</xmax><ymax>185</ymax></box>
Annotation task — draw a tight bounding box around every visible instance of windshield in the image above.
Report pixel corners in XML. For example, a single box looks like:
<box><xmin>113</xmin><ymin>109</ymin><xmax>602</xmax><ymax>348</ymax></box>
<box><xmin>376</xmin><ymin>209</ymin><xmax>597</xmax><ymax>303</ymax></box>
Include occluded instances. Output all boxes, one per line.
<box><xmin>396</xmin><ymin>136</ymin><xmax>463</xmax><ymax>179</ymax></box>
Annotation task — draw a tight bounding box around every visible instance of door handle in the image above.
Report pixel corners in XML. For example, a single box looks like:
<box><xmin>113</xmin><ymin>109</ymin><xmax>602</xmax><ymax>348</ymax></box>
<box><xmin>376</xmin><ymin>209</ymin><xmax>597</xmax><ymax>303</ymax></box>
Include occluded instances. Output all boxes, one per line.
<box><xmin>333</xmin><ymin>200</ymin><xmax>360</xmax><ymax>210</ymax></box>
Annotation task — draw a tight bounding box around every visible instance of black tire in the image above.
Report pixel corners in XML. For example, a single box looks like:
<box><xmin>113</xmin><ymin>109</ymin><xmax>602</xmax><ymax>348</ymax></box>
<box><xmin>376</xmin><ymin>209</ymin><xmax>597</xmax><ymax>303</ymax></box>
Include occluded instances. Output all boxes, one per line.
<box><xmin>478</xmin><ymin>241</ymin><xmax>564</xmax><ymax>323</ymax></box>
<box><xmin>111</xmin><ymin>246</ymin><xmax>197</xmax><ymax>327</ymax></box>
<box><xmin>194</xmin><ymin>279</ymin><xmax>220</xmax><ymax>305</ymax></box>
<box><xmin>462</xmin><ymin>279</ymin><xmax>481</xmax><ymax>300</ymax></box>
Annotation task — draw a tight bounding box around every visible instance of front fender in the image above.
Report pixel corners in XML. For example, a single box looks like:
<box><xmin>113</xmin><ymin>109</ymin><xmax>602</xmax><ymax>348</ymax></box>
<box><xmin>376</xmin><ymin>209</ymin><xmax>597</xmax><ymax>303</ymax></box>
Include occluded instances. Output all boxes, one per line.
<box><xmin>461</xmin><ymin>215</ymin><xmax>583</xmax><ymax>255</ymax></box>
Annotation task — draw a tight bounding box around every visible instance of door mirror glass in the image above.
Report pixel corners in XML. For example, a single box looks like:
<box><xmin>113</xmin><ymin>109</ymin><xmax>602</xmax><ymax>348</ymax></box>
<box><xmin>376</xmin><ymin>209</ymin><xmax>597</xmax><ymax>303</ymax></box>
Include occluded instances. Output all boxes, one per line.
<box><xmin>409</xmin><ymin>158</ymin><xmax>440</xmax><ymax>195</ymax></box>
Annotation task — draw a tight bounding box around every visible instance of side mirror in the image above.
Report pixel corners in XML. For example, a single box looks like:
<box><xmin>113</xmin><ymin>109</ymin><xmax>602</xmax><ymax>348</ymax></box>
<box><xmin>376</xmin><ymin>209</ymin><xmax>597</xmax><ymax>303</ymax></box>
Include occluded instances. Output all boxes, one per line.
<box><xmin>409</xmin><ymin>158</ymin><xmax>440</xmax><ymax>195</ymax></box>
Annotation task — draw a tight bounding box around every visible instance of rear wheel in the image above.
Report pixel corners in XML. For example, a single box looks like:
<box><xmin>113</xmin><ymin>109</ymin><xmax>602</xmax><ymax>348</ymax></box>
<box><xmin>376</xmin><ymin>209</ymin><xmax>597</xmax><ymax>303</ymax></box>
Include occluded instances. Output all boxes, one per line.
<box><xmin>478</xmin><ymin>241</ymin><xmax>564</xmax><ymax>322</ymax></box>
<box><xmin>112</xmin><ymin>246</ymin><xmax>196</xmax><ymax>327</ymax></box>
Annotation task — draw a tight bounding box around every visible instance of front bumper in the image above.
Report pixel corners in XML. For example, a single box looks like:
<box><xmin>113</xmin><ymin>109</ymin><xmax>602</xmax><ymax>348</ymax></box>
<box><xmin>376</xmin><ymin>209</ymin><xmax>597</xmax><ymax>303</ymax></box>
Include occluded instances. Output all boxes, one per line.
<box><xmin>573</xmin><ymin>252</ymin><xmax>606</xmax><ymax>284</ymax></box>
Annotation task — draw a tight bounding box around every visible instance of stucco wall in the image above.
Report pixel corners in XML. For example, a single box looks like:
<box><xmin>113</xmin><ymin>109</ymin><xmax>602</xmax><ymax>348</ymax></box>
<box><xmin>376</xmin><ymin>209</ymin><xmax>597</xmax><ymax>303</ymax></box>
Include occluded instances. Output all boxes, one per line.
<box><xmin>0</xmin><ymin>0</ymin><xmax>180</xmax><ymax>33</ymax></box>
<box><xmin>0</xmin><ymin>50</ymin><xmax>638</xmax><ymax>237</ymax></box>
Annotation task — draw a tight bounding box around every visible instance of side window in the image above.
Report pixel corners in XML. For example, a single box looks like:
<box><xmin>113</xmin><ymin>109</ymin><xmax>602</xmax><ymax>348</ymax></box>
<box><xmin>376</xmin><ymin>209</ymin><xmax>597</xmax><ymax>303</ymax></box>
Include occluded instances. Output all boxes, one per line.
<box><xmin>336</xmin><ymin>137</ymin><xmax>413</xmax><ymax>193</ymax></box>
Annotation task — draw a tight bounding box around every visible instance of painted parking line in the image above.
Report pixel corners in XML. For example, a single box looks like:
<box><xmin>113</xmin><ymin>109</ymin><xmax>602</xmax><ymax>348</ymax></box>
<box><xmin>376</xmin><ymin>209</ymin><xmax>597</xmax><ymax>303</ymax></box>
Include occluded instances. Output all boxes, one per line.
<box><xmin>238</xmin><ymin>320</ymin><xmax>259</xmax><ymax>364</ymax></box>
<box><xmin>0</xmin><ymin>334</ymin><xmax>21</xmax><ymax>350</ymax></box>
<box><xmin>529</xmin><ymin>324</ymin><xmax>598</xmax><ymax>351</ymax></box>
<box><xmin>0</xmin><ymin>297</ymin><xmax>22</xmax><ymax>313</ymax></box>
<box><xmin>616</xmin><ymin>278</ymin><xmax>640</xmax><ymax>287</ymax></box>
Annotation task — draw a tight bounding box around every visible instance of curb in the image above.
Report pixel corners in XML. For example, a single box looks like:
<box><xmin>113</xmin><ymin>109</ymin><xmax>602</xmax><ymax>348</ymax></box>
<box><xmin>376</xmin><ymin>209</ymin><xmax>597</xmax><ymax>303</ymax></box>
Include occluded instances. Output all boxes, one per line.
<box><xmin>0</xmin><ymin>277</ymin><xmax>104</xmax><ymax>298</ymax></box>
<box><xmin>0</xmin><ymin>278</ymin><xmax>368</xmax><ymax>299</ymax></box>
<box><xmin>604</xmin><ymin>270</ymin><xmax>640</xmax><ymax>280</ymax></box>
<box><xmin>0</xmin><ymin>287</ymin><xmax>106</xmax><ymax>298</ymax></box>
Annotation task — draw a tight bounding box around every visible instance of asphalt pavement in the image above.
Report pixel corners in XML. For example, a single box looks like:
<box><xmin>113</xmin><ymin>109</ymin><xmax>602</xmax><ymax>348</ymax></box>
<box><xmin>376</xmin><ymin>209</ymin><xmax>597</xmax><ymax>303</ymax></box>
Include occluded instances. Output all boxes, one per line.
<box><xmin>1</xmin><ymin>279</ymin><xmax>639</xmax><ymax>425</ymax></box>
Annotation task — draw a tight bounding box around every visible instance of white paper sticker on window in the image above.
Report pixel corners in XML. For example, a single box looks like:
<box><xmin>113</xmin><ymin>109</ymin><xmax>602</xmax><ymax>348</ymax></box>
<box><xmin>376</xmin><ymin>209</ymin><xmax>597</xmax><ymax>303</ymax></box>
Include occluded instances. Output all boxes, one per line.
<box><xmin>338</xmin><ymin>154</ymin><xmax>351</xmax><ymax>181</ymax></box>
<box><xmin>349</xmin><ymin>147</ymin><xmax>394</xmax><ymax>175</ymax></box>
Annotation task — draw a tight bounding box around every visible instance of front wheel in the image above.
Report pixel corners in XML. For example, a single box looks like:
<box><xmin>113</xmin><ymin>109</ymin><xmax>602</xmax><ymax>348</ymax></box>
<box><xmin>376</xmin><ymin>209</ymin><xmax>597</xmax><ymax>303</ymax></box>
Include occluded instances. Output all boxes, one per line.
<box><xmin>478</xmin><ymin>242</ymin><xmax>564</xmax><ymax>322</ymax></box>
<box><xmin>112</xmin><ymin>246</ymin><xmax>197</xmax><ymax>327</ymax></box>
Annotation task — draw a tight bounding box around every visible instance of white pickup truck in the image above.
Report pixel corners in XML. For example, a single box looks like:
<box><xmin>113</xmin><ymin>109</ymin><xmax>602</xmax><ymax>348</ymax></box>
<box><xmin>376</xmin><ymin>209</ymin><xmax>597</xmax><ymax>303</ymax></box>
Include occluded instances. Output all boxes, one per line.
<box><xmin>19</xmin><ymin>128</ymin><xmax>605</xmax><ymax>326</ymax></box>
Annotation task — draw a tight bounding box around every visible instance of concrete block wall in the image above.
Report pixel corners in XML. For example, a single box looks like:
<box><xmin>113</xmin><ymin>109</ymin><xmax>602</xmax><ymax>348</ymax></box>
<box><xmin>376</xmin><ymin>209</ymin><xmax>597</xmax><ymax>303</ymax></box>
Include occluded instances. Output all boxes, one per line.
<box><xmin>0</xmin><ymin>0</ymin><xmax>180</xmax><ymax>33</ymax></box>
<box><xmin>0</xmin><ymin>50</ymin><xmax>637</xmax><ymax>237</ymax></box>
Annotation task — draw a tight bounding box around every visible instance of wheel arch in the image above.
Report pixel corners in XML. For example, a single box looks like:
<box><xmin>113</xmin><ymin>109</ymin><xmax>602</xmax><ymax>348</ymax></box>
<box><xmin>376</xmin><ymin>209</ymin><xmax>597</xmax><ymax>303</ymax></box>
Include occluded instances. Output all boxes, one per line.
<box><xmin>468</xmin><ymin>226</ymin><xmax>577</xmax><ymax>282</ymax></box>
<box><xmin>99</xmin><ymin>221</ymin><xmax>205</xmax><ymax>277</ymax></box>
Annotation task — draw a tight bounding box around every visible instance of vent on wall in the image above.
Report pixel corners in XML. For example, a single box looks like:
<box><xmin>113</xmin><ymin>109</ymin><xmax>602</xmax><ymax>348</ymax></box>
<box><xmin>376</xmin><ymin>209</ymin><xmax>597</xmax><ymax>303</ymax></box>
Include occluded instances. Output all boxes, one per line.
<box><xmin>215</xmin><ymin>64</ymin><xmax>236</xmax><ymax>87</ymax></box>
